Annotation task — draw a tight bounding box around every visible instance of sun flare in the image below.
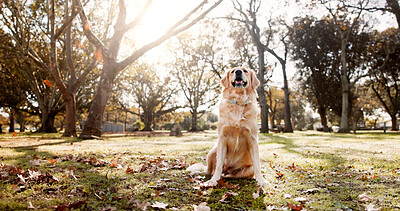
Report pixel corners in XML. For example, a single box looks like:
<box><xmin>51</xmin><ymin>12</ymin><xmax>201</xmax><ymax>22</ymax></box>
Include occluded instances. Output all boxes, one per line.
<box><xmin>125</xmin><ymin>0</ymin><xmax>196</xmax><ymax>45</ymax></box>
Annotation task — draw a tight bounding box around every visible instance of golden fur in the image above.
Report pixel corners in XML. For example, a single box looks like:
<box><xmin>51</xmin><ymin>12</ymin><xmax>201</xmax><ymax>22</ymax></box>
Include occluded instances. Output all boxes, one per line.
<box><xmin>204</xmin><ymin>67</ymin><xmax>268</xmax><ymax>187</ymax></box>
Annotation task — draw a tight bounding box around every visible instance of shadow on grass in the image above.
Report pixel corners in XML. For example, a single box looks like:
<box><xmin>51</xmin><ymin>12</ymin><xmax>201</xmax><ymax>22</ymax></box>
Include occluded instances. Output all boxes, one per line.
<box><xmin>261</xmin><ymin>133</ymin><xmax>399</xmax><ymax>210</ymax></box>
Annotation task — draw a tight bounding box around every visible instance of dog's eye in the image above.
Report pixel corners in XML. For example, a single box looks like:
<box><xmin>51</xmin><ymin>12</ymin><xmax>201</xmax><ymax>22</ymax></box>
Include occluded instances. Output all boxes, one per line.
<box><xmin>243</xmin><ymin>69</ymin><xmax>248</xmax><ymax>73</ymax></box>
<box><xmin>231</xmin><ymin>70</ymin><xmax>235</xmax><ymax>73</ymax></box>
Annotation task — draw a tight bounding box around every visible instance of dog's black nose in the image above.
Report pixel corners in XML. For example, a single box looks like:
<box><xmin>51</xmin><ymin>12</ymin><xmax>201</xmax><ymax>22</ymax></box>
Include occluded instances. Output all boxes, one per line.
<box><xmin>235</xmin><ymin>69</ymin><xmax>242</xmax><ymax>75</ymax></box>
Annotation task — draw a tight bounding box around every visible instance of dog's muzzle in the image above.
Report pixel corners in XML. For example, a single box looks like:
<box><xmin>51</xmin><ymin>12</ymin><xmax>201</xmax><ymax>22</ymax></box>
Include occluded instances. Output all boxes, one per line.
<box><xmin>232</xmin><ymin>69</ymin><xmax>247</xmax><ymax>88</ymax></box>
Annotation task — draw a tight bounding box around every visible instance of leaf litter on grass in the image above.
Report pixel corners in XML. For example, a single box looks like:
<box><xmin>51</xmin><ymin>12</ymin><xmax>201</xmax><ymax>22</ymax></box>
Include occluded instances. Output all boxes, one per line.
<box><xmin>1</xmin><ymin>131</ymin><xmax>400</xmax><ymax>210</ymax></box>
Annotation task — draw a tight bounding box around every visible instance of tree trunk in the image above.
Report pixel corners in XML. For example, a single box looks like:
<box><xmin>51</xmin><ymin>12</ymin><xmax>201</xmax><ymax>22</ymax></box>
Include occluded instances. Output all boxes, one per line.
<box><xmin>141</xmin><ymin>112</ymin><xmax>153</xmax><ymax>131</ymax></box>
<box><xmin>257</xmin><ymin>50</ymin><xmax>269</xmax><ymax>133</ymax></box>
<box><xmin>62</xmin><ymin>92</ymin><xmax>77</xmax><ymax>137</ymax></box>
<box><xmin>318</xmin><ymin>106</ymin><xmax>329</xmax><ymax>132</ymax></box>
<box><xmin>191</xmin><ymin>110</ymin><xmax>198</xmax><ymax>131</ymax></box>
<box><xmin>339</xmin><ymin>33</ymin><xmax>350</xmax><ymax>133</ymax></box>
<box><xmin>37</xmin><ymin>111</ymin><xmax>57</xmax><ymax>133</ymax></box>
<box><xmin>390</xmin><ymin>113</ymin><xmax>399</xmax><ymax>131</ymax></box>
<box><xmin>270</xmin><ymin>113</ymin><xmax>275</xmax><ymax>129</ymax></box>
<box><xmin>19</xmin><ymin>120</ymin><xmax>25</xmax><ymax>132</ymax></box>
<box><xmin>9</xmin><ymin>108</ymin><xmax>15</xmax><ymax>133</ymax></box>
<box><xmin>282</xmin><ymin>65</ymin><xmax>293</xmax><ymax>133</ymax></box>
<box><xmin>79</xmin><ymin>69</ymin><xmax>114</xmax><ymax>138</ymax></box>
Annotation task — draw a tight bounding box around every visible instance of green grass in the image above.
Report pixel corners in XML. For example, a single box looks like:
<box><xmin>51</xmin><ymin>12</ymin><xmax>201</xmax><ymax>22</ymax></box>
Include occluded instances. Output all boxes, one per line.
<box><xmin>0</xmin><ymin>130</ymin><xmax>399</xmax><ymax>210</ymax></box>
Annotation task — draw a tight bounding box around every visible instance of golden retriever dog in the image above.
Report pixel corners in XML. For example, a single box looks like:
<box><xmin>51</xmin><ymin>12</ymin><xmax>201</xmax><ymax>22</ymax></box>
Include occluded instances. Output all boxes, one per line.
<box><xmin>204</xmin><ymin>67</ymin><xmax>268</xmax><ymax>187</ymax></box>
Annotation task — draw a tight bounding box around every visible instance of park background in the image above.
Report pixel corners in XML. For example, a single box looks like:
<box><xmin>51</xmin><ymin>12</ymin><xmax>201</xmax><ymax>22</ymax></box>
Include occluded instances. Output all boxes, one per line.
<box><xmin>0</xmin><ymin>0</ymin><xmax>400</xmax><ymax>210</ymax></box>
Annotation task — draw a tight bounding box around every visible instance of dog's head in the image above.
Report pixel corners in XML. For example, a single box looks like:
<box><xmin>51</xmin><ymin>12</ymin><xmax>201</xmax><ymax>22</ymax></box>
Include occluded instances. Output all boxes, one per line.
<box><xmin>221</xmin><ymin>67</ymin><xmax>260</xmax><ymax>90</ymax></box>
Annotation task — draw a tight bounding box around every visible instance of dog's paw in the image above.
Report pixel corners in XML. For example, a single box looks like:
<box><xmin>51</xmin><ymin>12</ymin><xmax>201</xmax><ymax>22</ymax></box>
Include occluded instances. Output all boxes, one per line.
<box><xmin>202</xmin><ymin>179</ymin><xmax>218</xmax><ymax>187</ymax></box>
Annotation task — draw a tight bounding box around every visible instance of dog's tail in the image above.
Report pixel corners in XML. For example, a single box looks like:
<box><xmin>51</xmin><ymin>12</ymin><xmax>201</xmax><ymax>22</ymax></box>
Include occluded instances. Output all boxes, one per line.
<box><xmin>186</xmin><ymin>163</ymin><xmax>207</xmax><ymax>175</ymax></box>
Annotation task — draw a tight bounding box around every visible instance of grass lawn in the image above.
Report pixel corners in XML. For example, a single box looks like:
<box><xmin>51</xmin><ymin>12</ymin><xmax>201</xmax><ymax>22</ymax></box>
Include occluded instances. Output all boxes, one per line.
<box><xmin>0</xmin><ymin>130</ymin><xmax>399</xmax><ymax>210</ymax></box>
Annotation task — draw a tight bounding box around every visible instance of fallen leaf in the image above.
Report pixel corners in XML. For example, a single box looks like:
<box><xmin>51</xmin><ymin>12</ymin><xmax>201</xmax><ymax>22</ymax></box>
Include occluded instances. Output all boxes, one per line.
<box><xmin>27</xmin><ymin>202</ymin><xmax>35</xmax><ymax>209</ymax></box>
<box><xmin>288</xmin><ymin>203</ymin><xmax>304</xmax><ymax>211</ymax></box>
<box><xmin>364</xmin><ymin>203</ymin><xmax>381</xmax><ymax>211</ymax></box>
<box><xmin>294</xmin><ymin>197</ymin><xmax>308</xmax><ymax>203</ymax></box>
<box><xmin>359</xmin><ymin>192</ymin><xmax>372</xmax><ymax>202</ymax></box>
<box><xmin>110</xmin><ymin>161</ymin><xmax>118</xmax><ymax>168</ymax></box>
<box><xmin>284</xmin><ymin>193</ymin><xmax>292</xmax><ymax>199</ymax></box>
<box><xmin>47</xmin><ymin>158</ymin><xmax>57</xmax><ymax>164</ymax></box>
<box><xmin>302</xmin><ymin>188</ymin><xmax>319</xmax><ymax>194</ymax></box>
<box><xmin>275</xmin><ymin>171</ymin><xmax>285</xmax><ymax>179</ymax></box>
<box><xmin>219</xmin><ymin>191</ymin><xmax>238</xmax><ymax>203</ymax></box>
<box><xmin>126</xmin><ymin>167</ymin><xmax>134</xmax><ymax>174</ymax></box>
<box><xmin>217</xmin><ymin>178</ymin><xmax>229</xmax><ymax>188</ymax></box>
<box><xmin>193</xmin><ymin>202</ymin><xmax>210</xmax><ymax>211</ymax></box>
<box><xmin>151</xmin><ymin>202</ymin><xmax>168</xmax><ymax>209</ymax></box>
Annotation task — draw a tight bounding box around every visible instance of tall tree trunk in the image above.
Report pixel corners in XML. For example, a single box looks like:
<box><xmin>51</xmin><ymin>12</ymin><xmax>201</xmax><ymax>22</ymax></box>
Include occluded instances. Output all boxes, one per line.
<box><xmin>80</xmin><ymin>69</ymin><xmax>114</xmax><ymax>138</ymax></box>
<box><xmin>339</xmin><ymin>33</ymin><xmax>350</xmax><ymax>133</ymax></box>
<box><xmin>9</xmin><ymin>108</ymin><xmax>15</xmax><ymax>133</ymax></box>
<box><xmin>282</xmin><ymin>65</ymin><xmax>293</xmax><ymax>132</ymax></box>
<box><xmin>62</xmin><ymin>92</ymin><xmax>77</xmax><ymax>137</ymax></box>
<box><xmin>390</xmin><ymin>113</ymin><xmax>399</xmax><ymax>131</ymax></box>
<box><xmin>318</xmin><ymin>106</ymin><xmax>329</xmax><ymax>132</ymax></box>
<box><xmin>257</xmin><ymin>51</ymin><xmax>269</xmax><ymax>133</ymax></box>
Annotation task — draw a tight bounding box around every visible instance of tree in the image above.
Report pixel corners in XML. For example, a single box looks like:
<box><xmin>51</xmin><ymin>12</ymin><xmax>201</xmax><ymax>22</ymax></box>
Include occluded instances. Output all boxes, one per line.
<box><xmin>367</xmin><ymin>28</ymin><xmax>400</xmax><ymax>131</ymax></box>
<box><xmin>291</xmin><ymin>14</ymin><xmax>370</xmax><ymax>132</ymax></box>
<box><xmin>48</xmin><ymin>0</ymin><xmax>98</xmax><ymax>136</ymax></box>
<box><xmin>170</xmin><ymin>32</ymin><xmax>220</xmax><ymax>131</ymax></box>
<box><xmin>290</xmin><ymin>16</ymin><xmax>342</xmax><ymax>132</ymax></box>
<box><xmin>76</xmin><ymin>0</ymin><xmax>223</xmax><ymax>138</ymax></box>
<box><xmin>1</xmin><ymin>0</ymin><xmax>97</xmax><ymax>135</ymax></box>
<box><xmin>0</xmin><ymin>32</ymin><xmax>34</xmax><ymax>132</ymax></box>
<box><xmin>317</xmin><ymin>0</ymin><xmax>369</xmax><ymax>133</ymax></box>
<box><xmin>114</xmin><ymin>64</ymin><xmax>180</xmax><ymax>131</ymax></box>
<box><xmin>263</xmin><ymin>19</ymin><xmax>293</xmax><ymax>132</ymax></box>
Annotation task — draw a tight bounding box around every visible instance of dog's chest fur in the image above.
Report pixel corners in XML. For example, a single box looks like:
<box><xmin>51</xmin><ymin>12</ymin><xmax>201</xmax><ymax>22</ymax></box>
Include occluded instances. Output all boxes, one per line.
<box><xmin>219</xmin><ymin>90</ymin><xmax>259</xmax><ymax>128</ymax></box>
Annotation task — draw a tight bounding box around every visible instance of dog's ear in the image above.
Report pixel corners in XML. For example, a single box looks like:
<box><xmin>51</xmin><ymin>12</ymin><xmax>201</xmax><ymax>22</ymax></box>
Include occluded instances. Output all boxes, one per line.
<box><xmin>250</xmin><ymin>69</ymin><xmax>260</xmax><ymax>89</ymax></box>
<box><xmin>221</xmin><ymin>69</ymin><xmax>231</xmax><ymax>89</ymax></box>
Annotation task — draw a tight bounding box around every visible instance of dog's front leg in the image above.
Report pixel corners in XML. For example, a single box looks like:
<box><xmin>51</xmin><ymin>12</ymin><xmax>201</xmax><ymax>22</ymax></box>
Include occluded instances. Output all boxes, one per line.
<box><xmin>249</xmin><ymin>135</ymin><xmax>269</xmax><ymax>188</ymax></box>
<box><xmin>204</xmin><ymin>138</ymin><xmax>226</xmax><ymax>187</ymax></box>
